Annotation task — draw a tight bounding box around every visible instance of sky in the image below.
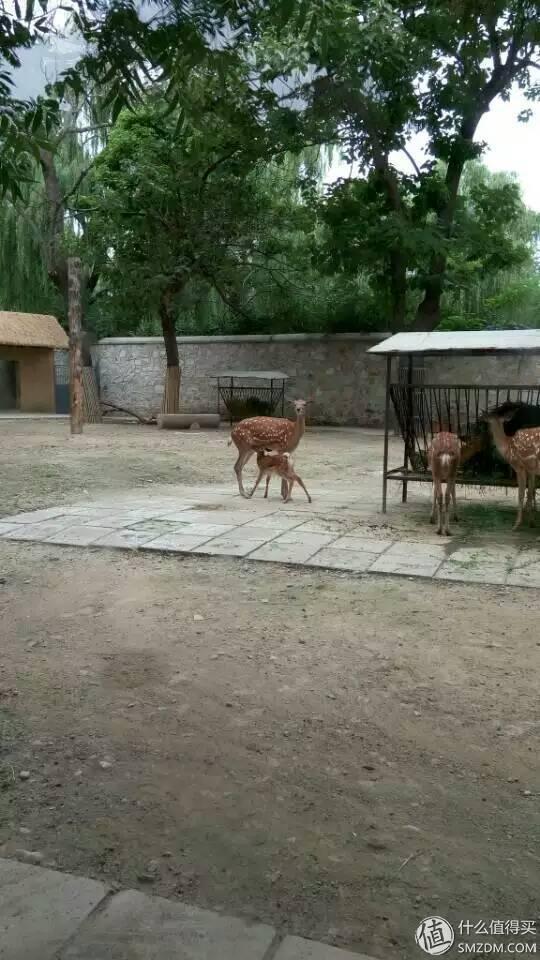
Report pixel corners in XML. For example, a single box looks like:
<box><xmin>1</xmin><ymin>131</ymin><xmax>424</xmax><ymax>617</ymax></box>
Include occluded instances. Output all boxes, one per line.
<box><xmin>12</xmin><ymin>35</ymin><xmax>540</xmax><ymax>211</ymax></box>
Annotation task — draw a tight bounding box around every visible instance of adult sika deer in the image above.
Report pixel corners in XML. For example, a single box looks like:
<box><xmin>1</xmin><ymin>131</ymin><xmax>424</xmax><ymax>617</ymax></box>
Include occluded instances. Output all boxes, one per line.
<box><xmin>229</xmin><ymin>399</ymin><xmax>311</xmax><ymax>498</ymax></box>
<box><xmin>484</xmin><ymin>404</ymin><xmax>540</xmax><ymax>529</ymax></box>
<box><xmin>428</xmin><ymin>432</ymin><xmax>461</xmax><ymax>536</ymax></box>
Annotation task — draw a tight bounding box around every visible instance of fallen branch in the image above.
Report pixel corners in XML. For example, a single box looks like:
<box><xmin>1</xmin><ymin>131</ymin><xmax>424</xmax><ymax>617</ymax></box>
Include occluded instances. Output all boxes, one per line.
<box><xmin>100</xmin><ymin>401</ymin><xmax>156</xmax><ymax>425</ymax></box>
<box><xmin>397</xmin><ymin>850</ymin><xmax>424</xmax><ymax>874</ymax></box>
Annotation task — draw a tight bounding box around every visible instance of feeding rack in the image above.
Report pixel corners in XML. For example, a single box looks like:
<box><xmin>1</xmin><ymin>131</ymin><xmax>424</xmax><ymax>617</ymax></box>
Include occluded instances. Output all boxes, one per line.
<box><xmin>214</xmin><ymin>370</ymin><xmax>289</xmax><ymax>425</ymax></box>
<box><xmin>368</xmin><ymin>330</ymin><xmax>540</xmax><ymax>512</ymax></box>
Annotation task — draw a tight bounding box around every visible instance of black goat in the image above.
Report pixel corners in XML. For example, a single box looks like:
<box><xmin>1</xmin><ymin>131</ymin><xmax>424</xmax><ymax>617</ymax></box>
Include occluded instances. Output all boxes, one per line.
<box><xmin>488</xmin><ymin>400</ymin><xmax>540</xmax><ymax>436</ymax></box>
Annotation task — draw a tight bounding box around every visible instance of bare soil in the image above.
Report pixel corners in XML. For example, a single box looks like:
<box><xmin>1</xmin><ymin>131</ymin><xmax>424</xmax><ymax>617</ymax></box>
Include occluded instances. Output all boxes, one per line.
<box><xmin>0</xmin><ymin>419</ymin><xmax>382</xmax><ymax>518</ymax></box>
<box><xmin>0</xmin><ymin>420</ymin><xmax>539</xmax><ymax>959</ymax></box>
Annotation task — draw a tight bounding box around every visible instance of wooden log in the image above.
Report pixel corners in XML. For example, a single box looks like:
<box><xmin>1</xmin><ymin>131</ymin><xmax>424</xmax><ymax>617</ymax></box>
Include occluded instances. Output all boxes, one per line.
<box><xmin>158</xmin><ymin>413</ymin><xmax>221</xmax><ymax>430</ymax></box>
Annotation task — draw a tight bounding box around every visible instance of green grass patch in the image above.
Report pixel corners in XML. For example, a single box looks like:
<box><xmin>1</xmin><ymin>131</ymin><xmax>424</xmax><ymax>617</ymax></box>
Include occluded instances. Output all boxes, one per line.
<box><xmin>458</xmin><ymin>502</ymin><xmax>517</xmax><ymax>531</ymax></box>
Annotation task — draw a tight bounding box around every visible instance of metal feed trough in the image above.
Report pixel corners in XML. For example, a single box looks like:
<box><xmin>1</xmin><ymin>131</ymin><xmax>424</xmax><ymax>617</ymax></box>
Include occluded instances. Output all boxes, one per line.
<box><xmin>368</xmin><ymin>331</ymin><xmax>540</xmax><ymax>512</ymax></box>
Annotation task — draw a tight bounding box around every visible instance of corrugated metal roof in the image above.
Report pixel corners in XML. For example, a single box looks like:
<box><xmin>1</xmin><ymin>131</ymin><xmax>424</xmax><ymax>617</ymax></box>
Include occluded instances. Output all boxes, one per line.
<box><xmin>367</xmin><ymin>330</ymin><xmax>540</xmax><ymax>355</ymax></box>
<box><xmin>0</xmin><ymin>312</ymin><xmax>68</xmax><ymax>349</ymax></box>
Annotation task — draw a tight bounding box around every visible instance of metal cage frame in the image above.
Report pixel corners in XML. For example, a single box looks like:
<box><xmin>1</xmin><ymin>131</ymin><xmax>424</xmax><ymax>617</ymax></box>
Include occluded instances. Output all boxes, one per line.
<box><xmin>368</xmin><ymin>332</ymin><xmax>540</xmax><ymax>512</ymax></box>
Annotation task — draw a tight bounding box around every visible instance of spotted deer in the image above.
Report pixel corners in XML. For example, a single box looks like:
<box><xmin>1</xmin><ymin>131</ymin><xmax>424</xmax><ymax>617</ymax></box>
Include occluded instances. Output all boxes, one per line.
<box><xmin>228</xmin><ymin>399</ymin><xmax>312</xmax><ymax>498</ymax></box>
<box><xmin>484</xmin><ymin>404</ymin><xmax>540</xmax><ymax>529</ymax></box>
<box><xmin>248</xmin><ymin>449</ymin><xmax>312</xmax><ymax>503</ymax></box>
<box><xmin>428</xmin><ymin>432</ymin><xmax>461</xmax><ymax>535</ymax></box>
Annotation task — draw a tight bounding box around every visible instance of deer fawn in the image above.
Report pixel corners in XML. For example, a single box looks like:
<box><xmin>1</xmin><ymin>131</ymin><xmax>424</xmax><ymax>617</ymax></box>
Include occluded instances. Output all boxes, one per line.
<box><xmin>484</xmin><ymin>403</ymin><xmax>540</xmax><ymax>529</ymax></box>
<box><xmin>428</xmin><ymin>432</ymin><xmax>461</xmax><ymax>535</ymax></box>
<box><xmin>229</xmin><ymin>398</ymin><xmax>312</xmax><ymax>498</ymax></box>
<box><xmin>248</xmin><ymin>450</ymin><xmax>312</xmax><ymax>503</ymax></box>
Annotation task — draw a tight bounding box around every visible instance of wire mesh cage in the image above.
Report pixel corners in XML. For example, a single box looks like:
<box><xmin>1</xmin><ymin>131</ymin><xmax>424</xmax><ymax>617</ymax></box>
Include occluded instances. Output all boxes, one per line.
<box><xmin>390</xmin><ymin>383</ymin><xmax>540</xmax><ymax>485</ymax></box>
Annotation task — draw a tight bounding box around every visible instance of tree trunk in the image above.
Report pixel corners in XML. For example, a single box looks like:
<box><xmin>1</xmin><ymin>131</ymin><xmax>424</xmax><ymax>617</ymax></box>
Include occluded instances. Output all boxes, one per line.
<box><xmin>68</xmin><ymin>257</ymin><xmax>84</xmax><ymax>435</ymax></box>
<box><xmin>414</xmin><ymin>113</ymin><xmax>481</xmax><ymax>330</ymax></box>
<box><xmin>39</xmin><ymin>147</ymin><xmax>98</xmax><ymax>374</ymax></box>
<box><xmin>389</xmin><ymin>249</ymin><xmax>407</xmax><ymax>331</ymax></box>
<box><xmin>159</xmin><ymin>287</ymin><xmax>181</xmax><ymax>414</ymax></box>
<box><xmin>414</xmin><ymin>253</ymin><xmax>446</xmax><ymax>330</ymax></box>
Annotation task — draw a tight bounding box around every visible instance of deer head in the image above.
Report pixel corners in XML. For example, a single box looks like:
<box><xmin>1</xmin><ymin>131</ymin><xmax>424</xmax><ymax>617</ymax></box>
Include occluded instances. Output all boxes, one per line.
<box><xmin>287</xmin><ymin>398</ymin><xmax>313</xmax><ymax>417</ymax></box>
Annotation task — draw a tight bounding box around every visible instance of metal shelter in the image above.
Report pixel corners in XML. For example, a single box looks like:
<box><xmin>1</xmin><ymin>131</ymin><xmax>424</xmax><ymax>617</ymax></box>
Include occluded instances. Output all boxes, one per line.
<box><xmin>368</xmin><ymin>331</ymin><xmax>540</xmax><ymax>512</ymax></box>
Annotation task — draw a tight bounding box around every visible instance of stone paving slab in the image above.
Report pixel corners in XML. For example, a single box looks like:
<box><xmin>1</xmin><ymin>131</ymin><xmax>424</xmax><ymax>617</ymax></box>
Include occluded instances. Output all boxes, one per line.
<box><xmin>1</xmin><ymin>486</ymin><xmax>539</xmax><ymax>589</ymax></box>
<box><xmin>370</xmin><ymin>541</ymin><xmax>447</xmax><ymax>577</ymax></box>
<box><xmin>59</xmin><ymin>889</ymin><xmax>276</xmax><ymax>960</ymax></box>
<box><xmin>0</xmin><ymin>858</ymin><xmax>379</xmax><ymax>960</ymax></box>
<box><xmin>0</xmin><ymin>857</ymin><xmax>107</xmax><ymax>960</ymax></box>
<box><xmin>274</xmin><ymin>936</ymin><xmax>375</xmax><ymax>960</ymax></box>
<box><xmin>308</xmin><ymin>547</ymin><xmax>378</xmax><ymax>572</ymax></box>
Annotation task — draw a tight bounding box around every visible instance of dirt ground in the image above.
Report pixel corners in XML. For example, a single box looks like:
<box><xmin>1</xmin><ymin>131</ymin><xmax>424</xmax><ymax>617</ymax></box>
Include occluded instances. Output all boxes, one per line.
<box><xmin>1</xmin><ymin>421</ymin><xmax>539</xmax><ymax>959</ymax></box>
<box><xmin>0</xmin><ymin>419</ymin><xmax>385</xmax><ymax>519</ymax></box>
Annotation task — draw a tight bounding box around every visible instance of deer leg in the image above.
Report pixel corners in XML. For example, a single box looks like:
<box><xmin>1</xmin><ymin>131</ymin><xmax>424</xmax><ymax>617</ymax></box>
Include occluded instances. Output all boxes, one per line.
<box><xmin>248</xmin><ymin>469</ymin><xmax>265</xmax><ymax>499</ymax></box>
<box><xmin>234</xmin><ymin>449</ymin><xmax>254</xmax><ymax>498</ymax></box>
<box><xmin>264</xmin><ymin>475</ymin><xmax>271</xmax><ymax>499</ymax></box>
<box><xmin>280</xmin><ymin>478</ymin><xmax>288</xmax><ymax>500</ymax></box>
<box><xmin>292</xmin><ymin>472</ymin><xmax>312</xmax><ymax>504</ymax></box>
<box><xmin>443</xmin><ymin>483</ymin><xmax>452</xmax><ymax>536</ymax></box>
<box><xmin>435</xmin><ymin>480</ymin><xmax>443</xmax><ymax>535</ymax></box>
<box><xmin>451</xmin><ymin>480</ymin><xmax>458</xmax><ymax>521</ymax></box>
<box><xmin>283</xmin><ymin>478</ymin><xmax>294</xmax><ymax>503</ymax></box>
<box><xmin>526</xmin><ymin>474</ymin><xmax>536</xmax><ymax>525</ymax></box>
<box><xmin>514</xmin><ymin>471</ymin><xmax>526</xmax><ymax>530</ymax></box>
<box><xmin>430</xmin><ymin>483</ymin><xmax>437</xmax><ymax>524</ymax></box>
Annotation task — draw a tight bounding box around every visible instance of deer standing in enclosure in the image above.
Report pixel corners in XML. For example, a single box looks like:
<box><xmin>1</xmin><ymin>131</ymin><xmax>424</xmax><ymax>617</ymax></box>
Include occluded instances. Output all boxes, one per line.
<box><xmin>484</xmin><ymin>404</ymin><xmax>540</xmax><ymax>529</ymax></box>
<box><xmin>229</xmin><ymin>399</ymin><xmax>312</xmax><ymax>498</ymax></box>
<box><xmin>428</xmin><ymin>432</ymin><xmax>461</xmax><ymax>535</ymax></box>
<box><xmin>249</xmin><ymin>450</ymin><xmax>312</xmax><ymax>503</ymax></box>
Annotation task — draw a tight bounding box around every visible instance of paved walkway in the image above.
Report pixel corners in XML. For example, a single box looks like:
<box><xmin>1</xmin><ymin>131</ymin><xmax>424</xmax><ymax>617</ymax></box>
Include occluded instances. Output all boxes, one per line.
<box><xmin>0</xmin><ymin>412</ymin><xmax>69</xmax><ymax>420</ymax></box>
<box><xmin>1</xmin><ymin>484</ymin><xmax>539</xmax><ymax>587</ymax></box>
<box><xmin>0</xmin><ymin>857</ymin><xmax>374</xmax><ymax>960</ymax></box>
<box><xmin>1</xmin><ymin>483</ymin><xmax>539</xmax><ymax>587</ymax></box>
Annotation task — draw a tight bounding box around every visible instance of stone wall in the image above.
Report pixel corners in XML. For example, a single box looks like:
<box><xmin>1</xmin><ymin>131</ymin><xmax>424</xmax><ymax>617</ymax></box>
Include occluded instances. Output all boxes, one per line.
<box><xmin>94</xmin><ymin>334</ymin><xmax>540</xmax><ymax>426</ymax></box>
<box><xmin>94</xmin><ymin>334</ymin><xmax>390</xmax><ymax>426</ymax></box>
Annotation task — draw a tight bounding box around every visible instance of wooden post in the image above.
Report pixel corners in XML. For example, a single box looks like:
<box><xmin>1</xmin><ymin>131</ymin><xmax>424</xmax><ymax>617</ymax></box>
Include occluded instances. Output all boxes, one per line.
<box><xmin>382</xmin><ymin>355</ymin><xmax>392</xmax><ymax>513</ymax></box>
<box><xmin>68</xmin><ymin>256</ymin><xmax>83</xmax><ymax>435</ymax></box>
<box><xmin>402</xmin><ymin>353</ymin><xmax>413</xmax><ymax>502</ymax></box>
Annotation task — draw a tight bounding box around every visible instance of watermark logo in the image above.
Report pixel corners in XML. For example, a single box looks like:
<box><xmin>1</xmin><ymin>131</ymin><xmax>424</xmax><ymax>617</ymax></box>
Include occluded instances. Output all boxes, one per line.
<box><xmin>415</xmin><ymin>917</ymin><xmax>455</xmax><ymax>956</ymax></box>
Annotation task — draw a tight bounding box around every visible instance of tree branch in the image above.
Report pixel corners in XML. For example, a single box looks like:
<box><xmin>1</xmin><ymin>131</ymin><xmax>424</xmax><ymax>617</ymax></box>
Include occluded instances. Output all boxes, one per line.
<box><xmin>57</xmin><ymin>122</ymin><xmax>112</xmax><ymax>141</ymax></box>
<box><xmin>401</xmin><ymin>146</ymin><xmax>421</xmax><ymax>178</ymax></box>
<box><xmin>201</xmin><ymin>269</ymin><xmax>253</xmax><ymax>322</ymax></box>
<box><xmin>38</xmin><ymin>147</ymin><xmax>67</xmax><ymax>289</ymax></box>
<box><xmin>61</xmin><ymin>161</ymin><xmax>95</xmax><ymax>207</ymax></box>
<box><xmin>199</xmin><ymin>149</ymin><xmax>240</xmax><ymax>195</ymax></box>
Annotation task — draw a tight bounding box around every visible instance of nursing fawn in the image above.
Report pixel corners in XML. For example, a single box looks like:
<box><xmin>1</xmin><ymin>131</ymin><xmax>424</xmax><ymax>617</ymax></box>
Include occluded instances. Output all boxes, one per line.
<box><xmin>248</xmin><ymin>450</ymin><xmax>312</xmax><ymax>503</ymax></box>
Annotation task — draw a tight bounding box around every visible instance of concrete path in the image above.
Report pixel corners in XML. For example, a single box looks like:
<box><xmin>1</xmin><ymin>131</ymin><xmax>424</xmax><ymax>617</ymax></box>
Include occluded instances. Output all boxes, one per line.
<box><xmin>2</xmin><ymin>484</ymin><xmax>539</xmax><ymax>587</ymax></box>
<box><xmin>1</xmin><ymin>484</ymin><xmax>539</xmax><ymax>587</ymax></box>
<box><xmin>0</xmin><ymin>857</ymin><xmax>375</xmax><ymax>960</ymax></box>
<box><xmin>0</xmin><ymin>412</ymin><xmax>69</xmax><ymax>420</ymax></box>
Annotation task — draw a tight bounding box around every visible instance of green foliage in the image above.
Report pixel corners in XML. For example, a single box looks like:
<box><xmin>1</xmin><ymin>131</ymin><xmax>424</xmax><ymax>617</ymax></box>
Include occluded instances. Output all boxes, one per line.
<box><xmin>89</xmin><ymin>79</ymin><xmax>328</xmax><ymax>333</ymax></box>
<box><xmin>2</xmin><ymin>0</ymin><xmax>540</xmax><ymax>338</ymax></box>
